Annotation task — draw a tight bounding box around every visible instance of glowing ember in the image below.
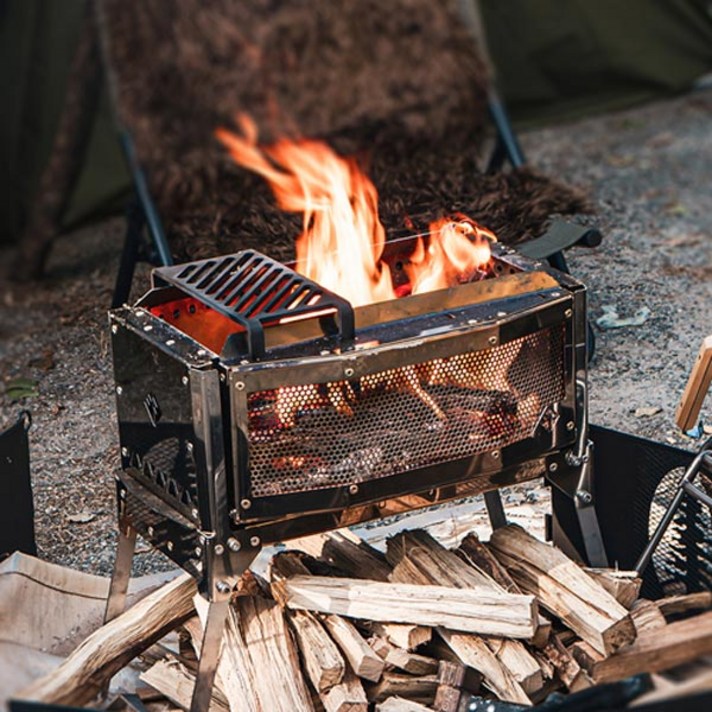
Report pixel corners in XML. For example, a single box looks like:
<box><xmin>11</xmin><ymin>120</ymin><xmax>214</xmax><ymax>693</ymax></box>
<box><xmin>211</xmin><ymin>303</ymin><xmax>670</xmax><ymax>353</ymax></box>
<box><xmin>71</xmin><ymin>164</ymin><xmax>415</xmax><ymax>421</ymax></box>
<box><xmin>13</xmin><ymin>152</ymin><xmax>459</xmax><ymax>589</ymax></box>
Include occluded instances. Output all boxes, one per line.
<box><xmin>216</xmin><ymin>114</ymin><xmax>496</xmax><ymax>307</ymax></box>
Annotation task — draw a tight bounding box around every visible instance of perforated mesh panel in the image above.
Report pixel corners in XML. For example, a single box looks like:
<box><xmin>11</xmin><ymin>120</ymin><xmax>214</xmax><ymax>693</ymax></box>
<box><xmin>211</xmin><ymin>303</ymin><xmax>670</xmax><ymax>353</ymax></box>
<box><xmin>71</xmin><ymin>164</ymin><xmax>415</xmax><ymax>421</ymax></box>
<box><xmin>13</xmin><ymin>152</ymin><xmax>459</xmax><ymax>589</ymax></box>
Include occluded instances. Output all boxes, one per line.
<box><xmin>246</xmin><ymin>326</ymin><xmax>565</xmax><ymax>497</ymax></box>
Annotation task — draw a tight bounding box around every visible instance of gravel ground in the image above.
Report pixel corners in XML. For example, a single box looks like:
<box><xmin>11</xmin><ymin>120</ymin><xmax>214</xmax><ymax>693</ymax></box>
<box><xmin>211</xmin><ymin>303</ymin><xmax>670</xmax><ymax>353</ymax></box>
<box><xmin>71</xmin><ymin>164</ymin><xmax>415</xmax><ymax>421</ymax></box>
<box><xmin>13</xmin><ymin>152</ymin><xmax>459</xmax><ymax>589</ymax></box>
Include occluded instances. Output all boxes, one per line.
<box><xmin>0</xmin><ymin>89</ymin><xmax>710</xmax><ymax>575</ymax></box>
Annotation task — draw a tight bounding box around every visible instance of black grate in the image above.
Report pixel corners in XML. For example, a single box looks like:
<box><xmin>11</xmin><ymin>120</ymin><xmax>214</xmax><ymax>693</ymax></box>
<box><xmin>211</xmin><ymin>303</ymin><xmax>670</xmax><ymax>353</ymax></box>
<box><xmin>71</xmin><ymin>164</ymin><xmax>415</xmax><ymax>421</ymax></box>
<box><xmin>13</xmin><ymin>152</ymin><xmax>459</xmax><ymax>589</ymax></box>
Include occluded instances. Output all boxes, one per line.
<box><xmin>154</xmin><ymin>250</ymin><xmax>355</xmax><ymax>359</ymax></box>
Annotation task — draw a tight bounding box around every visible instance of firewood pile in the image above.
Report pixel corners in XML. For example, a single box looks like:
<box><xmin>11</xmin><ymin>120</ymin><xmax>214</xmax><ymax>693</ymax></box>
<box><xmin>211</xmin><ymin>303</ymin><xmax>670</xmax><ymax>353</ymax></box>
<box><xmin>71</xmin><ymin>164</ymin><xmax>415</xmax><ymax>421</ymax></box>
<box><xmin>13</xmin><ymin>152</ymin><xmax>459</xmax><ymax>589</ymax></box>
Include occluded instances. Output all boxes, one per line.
<box><xmin>17</xmin><ymin>524</ymin><xmax>712</xmax><ymax>711</ymax></box>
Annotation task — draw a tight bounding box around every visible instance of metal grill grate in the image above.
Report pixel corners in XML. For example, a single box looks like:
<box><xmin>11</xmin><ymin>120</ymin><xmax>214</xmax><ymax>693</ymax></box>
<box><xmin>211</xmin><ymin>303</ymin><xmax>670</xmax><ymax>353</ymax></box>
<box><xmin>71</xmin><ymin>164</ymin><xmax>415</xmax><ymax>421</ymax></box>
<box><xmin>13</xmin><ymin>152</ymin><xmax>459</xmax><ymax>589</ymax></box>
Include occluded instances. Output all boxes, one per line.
<box><xmin>246</xmin><ymin>326</ymin><xmax>565</xmax><ymax>497</ymax></box>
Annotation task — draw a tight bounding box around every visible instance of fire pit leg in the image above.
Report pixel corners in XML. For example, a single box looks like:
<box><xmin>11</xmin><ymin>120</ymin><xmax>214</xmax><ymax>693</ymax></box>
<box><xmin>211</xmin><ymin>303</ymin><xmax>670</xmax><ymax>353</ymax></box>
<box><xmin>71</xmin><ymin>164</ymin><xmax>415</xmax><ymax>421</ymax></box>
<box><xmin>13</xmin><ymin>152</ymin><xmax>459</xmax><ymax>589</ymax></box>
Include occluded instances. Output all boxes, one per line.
<box><xmin>484</xmin><ymin>490</ymin><xmax>507</xmax><ymax>529</ymax></box>
<box><xmin>104</xmin><ymin>517</ymin><xmax>137</xmax><ymax>623</ymax></box>
<box><xmin>190</xmin><ymin>598</ymin><xmax>230</xmax><ymax>712</ymax></box>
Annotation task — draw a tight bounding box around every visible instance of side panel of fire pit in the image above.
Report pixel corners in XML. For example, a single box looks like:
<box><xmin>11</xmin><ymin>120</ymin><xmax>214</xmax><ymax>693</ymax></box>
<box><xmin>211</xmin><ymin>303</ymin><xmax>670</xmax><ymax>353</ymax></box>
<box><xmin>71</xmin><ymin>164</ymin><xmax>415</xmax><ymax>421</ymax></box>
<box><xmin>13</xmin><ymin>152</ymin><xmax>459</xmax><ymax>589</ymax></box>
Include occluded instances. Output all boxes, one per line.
<box><xmin>229</xmin><ymin>297</ymin><xmax>577</xmax><ymax>520</ymax></box>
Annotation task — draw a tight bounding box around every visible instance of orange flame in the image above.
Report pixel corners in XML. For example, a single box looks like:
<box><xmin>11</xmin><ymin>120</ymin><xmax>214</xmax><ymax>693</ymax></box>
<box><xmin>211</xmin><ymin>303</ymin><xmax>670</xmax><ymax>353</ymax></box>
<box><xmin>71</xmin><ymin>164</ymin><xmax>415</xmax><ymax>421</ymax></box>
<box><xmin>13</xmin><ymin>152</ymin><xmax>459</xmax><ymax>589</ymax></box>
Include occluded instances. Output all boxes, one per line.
<box><xmin>216</xmin><ymin>115</ymin><xmax>496</xmax><ymax>307</ymax></box>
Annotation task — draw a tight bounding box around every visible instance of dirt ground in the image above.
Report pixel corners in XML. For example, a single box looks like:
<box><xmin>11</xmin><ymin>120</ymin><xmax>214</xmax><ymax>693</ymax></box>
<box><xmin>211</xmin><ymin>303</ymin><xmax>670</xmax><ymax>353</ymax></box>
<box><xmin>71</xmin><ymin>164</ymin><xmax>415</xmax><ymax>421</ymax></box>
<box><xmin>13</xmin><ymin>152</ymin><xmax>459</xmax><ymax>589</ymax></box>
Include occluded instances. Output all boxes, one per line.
<box><xmin>0</xmin><ymin>89</ymin><xmax>710</xmax><ymax>576</ymax></box>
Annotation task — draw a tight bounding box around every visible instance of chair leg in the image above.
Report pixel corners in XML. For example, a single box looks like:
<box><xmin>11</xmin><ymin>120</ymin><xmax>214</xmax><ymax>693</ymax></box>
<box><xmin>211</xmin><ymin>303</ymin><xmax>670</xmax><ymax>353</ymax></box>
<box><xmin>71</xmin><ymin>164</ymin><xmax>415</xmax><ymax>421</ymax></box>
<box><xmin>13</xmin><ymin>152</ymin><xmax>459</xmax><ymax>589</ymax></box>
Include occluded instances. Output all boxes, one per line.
<box><xmin>112</xmin><ymin>199</ymin><xmax>145</xmax><ymax>309</ymax></box>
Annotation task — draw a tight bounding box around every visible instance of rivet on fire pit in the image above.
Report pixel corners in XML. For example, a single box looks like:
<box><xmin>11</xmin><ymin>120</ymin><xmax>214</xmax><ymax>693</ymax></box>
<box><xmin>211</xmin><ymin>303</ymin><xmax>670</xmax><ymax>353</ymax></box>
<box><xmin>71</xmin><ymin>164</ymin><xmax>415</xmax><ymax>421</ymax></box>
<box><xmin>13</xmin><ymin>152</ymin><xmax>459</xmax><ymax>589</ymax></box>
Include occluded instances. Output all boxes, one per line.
<box><xmin>496</xmin><ymin>311</ymin><xmax>507</xmax><ymax>318</ymax></box>
<box><xmin>216</xmin><ymin>581</ymin><xmax>231</xmax><ymax>594</ymax></box>
<box><xmin>344</xmin><ymin>367</ymin><xmax>355</xmax><ymax>378</ymax></box>
<box><xmin>227</xmin><ymin>537</ymin><xmax>241</xmax><ymax>552</ymax></box>
<box><xmin>115</xmin><ymin>386</ymin><xmax>123</xmax><ymax>395</ymax></box>
<box><xmin>491</xmin><ymin>450</ymin><xmax>500</xmax><ymax>459</ymax></box>
<box><xmin>488</xmin><ymin>336</ymin><xmax>497</xmax><ymax>346</ymax></box>
<box><xmin>214</xmin><ymin>544</ymin><xmax>224</xmax><ymax>556</ymax></box>
<box><xmin>181</xmin><ymin>376</ymin><xmax>189</xmax><ymax>386</ymax></box>
<box><xmin>348</xmin><ymin>484</ymin><xmax>359</xmax><ymax>495</ymax></box>
<box><xmin>111</xmin><ymin>324</ymin><xmax>118</xmax><ymax>334</ymax></box>
<box><xmin>235</xmin><ymin>381</ymin><xmax>246</xmax><ymax>391</ymax></box>
<box><xmin>143</xmin><ymin>324</ymin><xmax>153</xmax><ymax>332</ymax></box>
<box><xmin>165</xmin><ymin>339</ymin><xmax>175</xmax><ymax>347</ymax></box>
<box><xmin>121</xmin><ymin>446</ymin><xmax>129</xmax><ymax>458</ymax></box>
<box><xmin>240</xmin><ymin>498</ymin><xmax>252</xmax><ymax>509</ymax></box>
<box><xmin>576</xmin><ymin>489</ymin><xmax>593</xmax><ymax>505</ymax></box>
<box><xmin>565</xmin><ymin>308</ymin><xmax>573</xmax><ymax>318</ymax></box>
<box><xmin>194</xmin><ymin>546</ymin><xmax>202</xmax><ymax>557</ymax></box>
<box><xmin>468</xmin><ymin>319</ymin><xmax>479</xmax><ymax>325</ymax></box>
<box><xmin>250</xmin><ymin>536</ymin><xmax>261</xmax><ymax>547</ymax></box>
<box><xmin>219</xmin><ymin>373</ymin><xmax>226</xmax><ymax>382</ymax></box>
<box><xmin>551</xmin><ymin>292</ymin><xmax>561</xmax><ymax>298</ymax></box>
<box><xmin>566</xmin><ymin>421</ymin><xmax>575</xmax><ymax>431</ymax></box>
<box><xmin>191</xmin><ymin>508</ymin><xmax>199</xmax><ymax>519</ymax></box>
<box><xmin>166</xmin><ymin>541</ymin><xmax>174</xmax><ymax>552</ymax></box>
<box><xmin>147</xmin><ymin>526</ymin><xmax>154</xmax><ymax>537</ymax></box>
<box><xmin>548</xmin><ymin>462</ymin><xmax>559</xmax><ymax>472</ymax></box>
<box><xmin>197</xmin><ymin>349</ymin><xmax>207</xmax><ymax>356</ymax></box>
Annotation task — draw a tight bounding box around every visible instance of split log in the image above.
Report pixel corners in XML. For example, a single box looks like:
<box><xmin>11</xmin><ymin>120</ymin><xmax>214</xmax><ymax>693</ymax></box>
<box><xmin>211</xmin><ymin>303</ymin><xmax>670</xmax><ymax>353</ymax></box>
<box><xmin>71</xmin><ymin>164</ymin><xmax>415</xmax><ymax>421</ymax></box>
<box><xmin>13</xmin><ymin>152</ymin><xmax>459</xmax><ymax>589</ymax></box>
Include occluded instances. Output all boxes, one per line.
<box><xmin>569</xmin><ymin>640</ymin><xmax>605</xmax><ymax>672</ymax></box>
<box><xmin>658</xmin><ymin>591</ymin><xmax>712</xmax><ymax>618</ymax></box>
<box><xmin>367</xmin><ymin>622</ymin><xmax>432</xmax><ymax>651</ymax></box>
<box><xmin>540</xmin><ymin>635</ymin><xmax>592</xmax><ymax>692</ymax></box>
<box><xmin>582</xmin><ymin>610</ymin><xmax>712</xmax><ymax>684</ymax></box>
<box><xmin>387</xmin><ymin>530</ymin><xmax>542</xmax><ymax>694</ymax></box>
<box><xmin>432</xmin><ymin>660</ymin><xmax>480</xmax><ymax>712</ymax></box>
<box><xmin>323</xmin><ymin>615</ymin><xmax>385</xmax><ymax>682</ymax></box>
<box><xmin>282</xmin><ymin>575</ymin><xmax>538</xmax><ymax>638</ymax></box>
<box><xmin>457</xmin><ymin>532</ymin><xmax>552</xmax><ymax>647</ymax></box>
<box><xmin>489</xmin><ymin>525</ymin><xmax>636</xmax><ymax>655</ymax></box>
<box><xmin>289</xmin><ymin>610</ymin><xmax>345</xmax><ymax>692</ymax></box>
<box><xmin>437</xmin><ymin>630</ymin><xmax>531</xmax><ymax>706</ymax></box>
<box><xmin>370</xmin><ymin>637</ymin><xmax>439</xmax><ymax>675</ymax></box>
<box><xmin>320</xmin><ymin>667</ymin><xmax>368</xmax><ymax>712</ymax></box>
<box><xmin>420</xmin><ymin>638</ymin><xmax>483</xmax><ymax>694</ymax></box>
<box><xmin>320</xmin><ymin>532</ymin><xmax>393</xmax><ymax>582</ymax></box>
<box><xmin>366</xmin><ymin>672</ymin><xmax>438</xmax><ymax>706</ymax></box>
<box><xmin>630</xmin><ymin>600</ymin><xmax>667</xmax><ymax>634</ymax></box>
<box><xmin>18</xmin><ymin>573</ymin><xmax>196</xmax><ymax>706</ymax></box>
<box><xmin>376</xmin><ymin>697</ymin><xmax>433</xmax><ymax>711</ymax></box>
<box><xmin>141</xmin><ymin>657</ymin><xmax>229</xmax><ymax>712</ymax></box>
<box><xmin>583</xmin><ymin>568</ymin><xmax>642</xmax><ymax>609</ymax></box>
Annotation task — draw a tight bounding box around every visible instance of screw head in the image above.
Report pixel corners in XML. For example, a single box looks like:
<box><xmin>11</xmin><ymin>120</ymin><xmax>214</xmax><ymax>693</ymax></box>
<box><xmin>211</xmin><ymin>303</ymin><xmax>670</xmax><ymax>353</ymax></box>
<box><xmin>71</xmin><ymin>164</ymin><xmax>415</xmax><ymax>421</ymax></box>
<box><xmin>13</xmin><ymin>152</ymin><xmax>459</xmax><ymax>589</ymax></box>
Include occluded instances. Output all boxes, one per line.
<box><xmin>227</xmin><ymin>537</ymin><xmax>241</xmax><ymax>552</ymax></box>
<box><xmin>488</xmin><ymin>336</ymin><xmax>497</xmax><ymax>346</ymax></box>
<box><xmin>111</xmin><ymin>324</ymin><xmax>118</xmax><ymax>334</ymax></box>
<box><xmin>166</xmin><ymin>541</ymin><xmax>174</xmax><ymax>552</ymax></box>
<box><xmin>191</xmin><ymin>508</ymin><xmax>199</xmax><ymax>519</ymax></box>
<box><xmin>565</xmin><ymin>308</ymin><xmax>573</xmax><ymax>318</ymax></box>
<box><xmin>566</xmin><ymin>421</ymin><xmax>575</xmax><ymax>431</ymax></box>
<box><xmin>348</xmin><ymin>484</ymin><xmax>359</xmax><ymax>495</ymax></box>
<box><xmin>147</xmin><ymin>526</ymin><xmax>154</xmax><ymax>537</ymax></box>
<box><xmin>121</xmin><ymin>446</ymin><xmax>129</xmax><ymax>458</ymax></box>
<box><xmin>344</xmin><ymin>367</ymin><xmax>355</xmax><ymax>378</ymax></box>
<box><xmin>235</xmin><ymin>381</ymin><xmax>245</xmax><ymax>391</ymax></box>
<box><xmin>216</xmin><ymin>580</ymin><xmax>231</xmax><ymax>594</ymax></box>
<box><xmin>496</xmin><ymin>311</ymin><xmax>507</xmax><ymax>318</ymax></box>
<box><xmin>250</xmin><ymin>536</ymin><xmax>261</xmax><ymax>548</ymax></box>
<box><xmin>576</xmin><ymin>489</ymin><xmax>593</xmax><ymax>505</ymax></box>
<box><xmin>548</xmin><ymin>462</ymin><xmax>559</xmax><ymax>473</ymax></box>
<box><xmin>194</xmin><ymin>546</ymin><xmax>202</xmax><ymax>557</ymax></box>
<box><xmin>115</xmin><ymin>386</ymin><xmax>123</xmax><ymax>395</ymax></box>
<box><xmin>181</xmin><ymin>376</ymin><xmax>189</xmax><ymax>386</ymax></box>
<box><xmin>491</xmin><ymin>450</ymin><xmax>500</xmax><ymax>459</ymax></box>
<box><xmin>241</xmin><ymin>498</ymin><xmax>252</xmax><ymax>510</ymax></box>
<box><xmin>214</xmin><ymin>544</ymin><xmax>225</xmax><ymax>556</ymax></box>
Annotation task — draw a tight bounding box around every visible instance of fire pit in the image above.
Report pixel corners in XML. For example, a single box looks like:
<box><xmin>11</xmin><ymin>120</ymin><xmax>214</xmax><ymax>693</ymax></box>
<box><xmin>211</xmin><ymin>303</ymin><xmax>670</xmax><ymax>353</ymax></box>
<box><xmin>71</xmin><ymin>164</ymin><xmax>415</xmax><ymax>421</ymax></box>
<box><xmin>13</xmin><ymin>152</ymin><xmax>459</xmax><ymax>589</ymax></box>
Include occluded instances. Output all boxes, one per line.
<box><xmin>106</xmin><ymin>122</ymin><xmax>603</xmax><ymax>710</ymax></box>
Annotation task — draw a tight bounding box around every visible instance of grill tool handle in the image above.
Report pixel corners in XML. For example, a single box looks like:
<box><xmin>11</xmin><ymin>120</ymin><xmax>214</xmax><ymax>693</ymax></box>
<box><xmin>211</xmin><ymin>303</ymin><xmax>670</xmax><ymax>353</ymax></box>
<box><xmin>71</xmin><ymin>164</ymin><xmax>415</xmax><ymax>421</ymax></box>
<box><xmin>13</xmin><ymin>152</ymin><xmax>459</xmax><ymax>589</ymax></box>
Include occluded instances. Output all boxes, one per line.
<box><xmin>676</xmin><ymin>335</ymin><xmax>712</xmax><ymax>433</ymax></box>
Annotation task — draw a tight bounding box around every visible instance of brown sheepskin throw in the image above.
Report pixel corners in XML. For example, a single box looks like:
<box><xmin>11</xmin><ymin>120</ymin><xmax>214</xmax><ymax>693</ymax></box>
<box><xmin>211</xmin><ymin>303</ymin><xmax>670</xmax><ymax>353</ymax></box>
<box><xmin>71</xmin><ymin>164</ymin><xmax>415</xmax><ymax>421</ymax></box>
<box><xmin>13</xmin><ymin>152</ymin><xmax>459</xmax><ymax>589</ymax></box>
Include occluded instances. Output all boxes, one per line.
<box><xmin>101</xmin><ymin>0</ymin><xmax>589</xmax><ymax>262</ymax></box>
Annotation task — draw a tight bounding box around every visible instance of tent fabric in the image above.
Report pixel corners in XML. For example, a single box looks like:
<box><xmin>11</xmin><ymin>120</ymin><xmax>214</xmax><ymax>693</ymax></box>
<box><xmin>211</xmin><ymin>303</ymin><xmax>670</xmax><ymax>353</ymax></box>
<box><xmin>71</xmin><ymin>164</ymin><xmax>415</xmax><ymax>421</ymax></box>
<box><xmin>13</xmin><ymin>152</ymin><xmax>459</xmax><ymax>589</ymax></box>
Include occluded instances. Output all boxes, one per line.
<box><xmin>1</xmin><ymin>0</ymin><xmax>711</xmax><ymax>247</ymax></box>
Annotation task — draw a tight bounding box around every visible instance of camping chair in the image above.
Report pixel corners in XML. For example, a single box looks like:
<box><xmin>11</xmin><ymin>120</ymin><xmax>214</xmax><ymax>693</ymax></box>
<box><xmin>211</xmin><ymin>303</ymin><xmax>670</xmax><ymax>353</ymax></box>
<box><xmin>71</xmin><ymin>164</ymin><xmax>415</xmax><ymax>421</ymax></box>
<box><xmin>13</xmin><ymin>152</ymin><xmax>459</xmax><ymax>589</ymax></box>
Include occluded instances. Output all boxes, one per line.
<box><xmin>95</xmin><ymin>0</ymin><xmax>601</xmax><ymax>336</ymax></box>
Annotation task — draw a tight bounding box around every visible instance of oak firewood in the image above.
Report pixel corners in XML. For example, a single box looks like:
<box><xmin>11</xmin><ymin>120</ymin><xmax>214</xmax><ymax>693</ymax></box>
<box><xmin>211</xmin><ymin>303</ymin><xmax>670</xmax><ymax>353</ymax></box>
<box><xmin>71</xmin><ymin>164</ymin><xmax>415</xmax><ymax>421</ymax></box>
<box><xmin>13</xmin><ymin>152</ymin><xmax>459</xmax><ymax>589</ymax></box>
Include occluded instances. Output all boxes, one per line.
<box><xmin>386</xmin><ymin>530</ymin><xmax>542</xmax><ymax>695</ymax></box>
<box><xmin>658</xmin><ymin>591</ymin><xmax>712</xmax><ymax>618</ymax></box>
<box><xmin>282</xmin><ymin>575</ymin><xmax>537</xmax><ymax>638</ymax></box>
<box><xmin>376</xmin><ymin>697</ymin><xmax>433</xmax><ymax>711</ymax></box>
<box><xmin>323</xmin><ymin>615</ymin><xmax>385</xmax><ymax>682</ymax></box>
<box><xmin>630</xmin><ymin>599</ymin><xmax>667</xmax><ymax>634</ymax></box>
<box><xmin>320</xmin><ymin>666</ymin><xmax>368</xmax><ymax>712</ymax></box>
<box><xmin>289</xmin><ymin>610</ymin><xmax>345</xmax><ymax>692</ymax></box>
<box><xmin>141</xmin><ymin>657</ymin><xmax>229</xmax><ymax>712</ymax></box>
<box><xmin>370</xmin><ymin>637</ymin><xmax>439</xmax><ymax>675</ymax></box>
<box><xmin>367</xmin><ymin>622</ymin><xmax>432</xmax><ymax>651</ymax></box>
<box><xmin>366</xmin><ymin>672</ymin><xmax>438</xmax><ymax>706</ymax></box>
<box><xmin>18</xmin><ymin>573</ymin><xmax>196</xmax><ymax>706</ymax></box>
<box><xmin>489</xmin><ymin>525</ymin><xmax>636</xmax><ymax>655</ymax></box>
<box><xmin>540</xmin><ymin>635</ymin><xmax>592</xmax><ymax>692</ymax></box>
<box><xmin>457</xmin><ymin>532</ymin><xmax>552</xmax><ymax>647</ymax></box>
<box><xmin>582</xmin><ymin>568</ymin><xmax>642</xmax><ymax>609</ymax></box>
<box><xmin>321</xmin><ymin>532</ymin><xmax>392</xmax><ymax>582</ymax></box>
<box><xmin>580</xmin><ymin>610</ymin><xmax>712</xmax><ymax>684</ymax></box>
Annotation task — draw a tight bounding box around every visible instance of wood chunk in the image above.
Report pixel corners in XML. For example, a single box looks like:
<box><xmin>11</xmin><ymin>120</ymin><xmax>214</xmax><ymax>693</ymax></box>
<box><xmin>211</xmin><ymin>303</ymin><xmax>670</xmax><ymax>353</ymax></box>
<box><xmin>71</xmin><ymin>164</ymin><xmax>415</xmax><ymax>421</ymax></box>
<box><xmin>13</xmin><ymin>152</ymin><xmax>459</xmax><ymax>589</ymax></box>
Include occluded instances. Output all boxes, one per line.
<box><xmin>18</xmin><ymin>573</ymin><xmax>196</xmax><ymax>706</ymax></box>
<box><xmin>283</xmin><ymin>575</ymin><xmax>537</xmax><ymax>638</ymax></box>
<box><xmin>570</xmin><ymin>640</ymin><xmax>605</xmax><ymax>672</ymax></box>
<box><xmin>323</xmin><ymin>615</ymin><xmax>385</xmax><ymax>682</ymax></box>
<box><xmin>489</xmin><ymin>525</ymin><xmax>636</xmax><ymax>655</ymax></box>
<box><xmin>320</xmin><ymin>667</ymin><xmax>368</xmax><ymax>712</ymax></box>
<box><xmin>583</xmin><ymin>568</ymin><xmax>642</xmax><ymax>609</ymax></box>
<box><xmin>584</xmin><ymin>610</ymin><xmax>712</xmax><ymax>684</ymax></box>
<box><xmin>630</xmin><ymin>599</ymin><xmax>667</xmax><ymax>634</ymax></box>
<box><xmin>289</xmin><ymin>610</ymin><xmax>345</xmax><ymax>692</ymax></box>
<box><xmin>368</xmin><ymin>622</ymin><xmax>432</xmax><ymax>652</ymax></box>
<box><xmin>370</xmin><ymin>637</ymin><xmax>439</xmax><ymax>675</ymax></box>
<box><xmin>141</xmin><ymin>657</ymin><xmax>229</xmax><ymax>712</ymax></box>
<box><xmin>658</xmin><ymin>591</ymin><xmax>712</xmax><ymax>618</ymax></box>
<box><xmin>386</xmin><ymin>530</ymin><xmax>542</xmax><ymax>694</ymax></box>
<box><xmin>366</xmin><ymin>672</ymin><xmax>438</xmax><ymax>706</ymax></box>
<box><xmin>321</xmin><ymin>532</ymin><xmax>392</xmax><ymax>582</ymax></box>
<box><xmin>438</xmin><ymin>630</ymin><xmax>531</xmax><ymax>705</ymax></box>
<box><xmin>433</xmin><ymin>683</ymin><xmax>463</xmax><ymax>712</ymax></box>
<box><xmin>433</xmin><ymin>660</ymin><xmax>476</xmax><ymax>712</ymax></box>
<box><xmin>421</xmin><ymin>639</ymin><xmax>483</xmax><ymax>694</ymax></box>
<box><xmin>540</xmin><ymin>636</ymin><xmax>592</xmax><ymax>692</ymax></box>
<box><xmin>376</xmin><ymin>697</ymin><xmax>433</xmax><ymax>711</ymax></box>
